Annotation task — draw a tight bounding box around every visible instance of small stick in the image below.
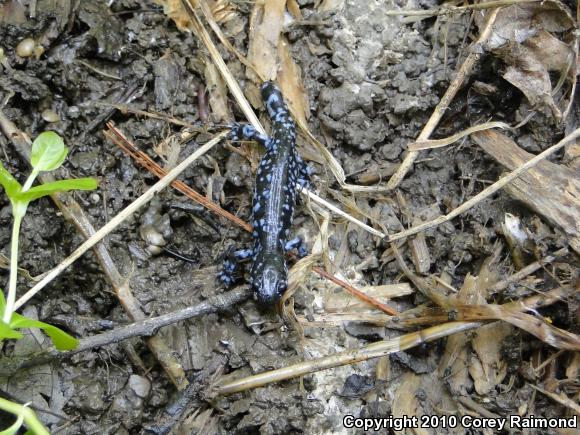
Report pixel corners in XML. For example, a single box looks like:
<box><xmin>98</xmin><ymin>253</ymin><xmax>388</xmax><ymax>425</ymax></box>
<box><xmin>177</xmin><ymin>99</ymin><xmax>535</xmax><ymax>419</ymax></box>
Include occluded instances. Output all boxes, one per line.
<box><xmin>311</xmin><ymin>265</ymin><xmax>398</xmax><ymax>315</ymax></box>
<box><xmin>387</xmin><ymin>128</ymin><xmax>580</xmax><ymax>242</ymax></box>
<box><xmin>105</xmin><ymin>124</ymin><xmax>252</xmax><ymax>232</ymax></box>
<box><xmin>489</xmin><ymin>247</ymin><xmax>569</xmax><ymax>293</ymax></box>
<box><xmin>530</xmin><ymin>384</ymin><xmax>580</xmax><ymax>414</ymax></box>
<box><xmin>3</xmin><ymin>287</ymin><xmax>251</xmax><ymax>374</ymax></box>
<box><xmin>386</xmin><ymin>7</ymin><xmax>501</xmax><ymax>189</ymax></box>
<box><xmin>14</xmin><ymin>131</ymin><xmax>228</xmax><ymax>309</ymax></box>
<box><xmin>97</xmin><ymin>103</ymin><xmax>201</xmax><ymax>129</ymax></box>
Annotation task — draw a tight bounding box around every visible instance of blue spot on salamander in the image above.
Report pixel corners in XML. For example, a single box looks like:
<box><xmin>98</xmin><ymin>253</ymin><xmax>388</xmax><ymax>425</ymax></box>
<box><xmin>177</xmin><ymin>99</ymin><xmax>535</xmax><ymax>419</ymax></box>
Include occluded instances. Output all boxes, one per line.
<box><xmin>220</xmin><ymin>81</ymin><xmax>309</xmax><ymax>305</ymax></box>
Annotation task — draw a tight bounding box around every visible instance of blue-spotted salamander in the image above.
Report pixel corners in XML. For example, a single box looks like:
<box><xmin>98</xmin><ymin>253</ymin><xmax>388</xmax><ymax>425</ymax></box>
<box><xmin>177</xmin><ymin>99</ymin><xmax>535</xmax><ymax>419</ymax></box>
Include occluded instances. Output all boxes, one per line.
<box><xmin>220</xmin><ymin>81</ymin><xmax>309</xmax><ymax>305</ymax></box>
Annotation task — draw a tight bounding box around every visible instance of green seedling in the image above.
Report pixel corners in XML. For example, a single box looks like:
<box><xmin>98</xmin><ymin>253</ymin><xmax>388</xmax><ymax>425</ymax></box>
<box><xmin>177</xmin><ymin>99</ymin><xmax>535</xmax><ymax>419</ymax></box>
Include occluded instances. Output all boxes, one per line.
<box><xmin>0</xmin><ymin>131</ymin><xmax>97</xmax><ymax>350</ymax></box>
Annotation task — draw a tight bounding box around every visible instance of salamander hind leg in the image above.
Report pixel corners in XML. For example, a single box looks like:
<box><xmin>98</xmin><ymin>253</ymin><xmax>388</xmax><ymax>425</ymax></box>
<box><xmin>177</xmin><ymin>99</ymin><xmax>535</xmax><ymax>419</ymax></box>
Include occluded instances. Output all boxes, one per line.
<box><xmin>218</xmin><ymin>248</ymin><xmax>252</xmax><ymax>286</ymax></box>
<box><xmin>285</xmin><ymin>236</ymin><xmax>308</xmax><ymax>258</ymax></box>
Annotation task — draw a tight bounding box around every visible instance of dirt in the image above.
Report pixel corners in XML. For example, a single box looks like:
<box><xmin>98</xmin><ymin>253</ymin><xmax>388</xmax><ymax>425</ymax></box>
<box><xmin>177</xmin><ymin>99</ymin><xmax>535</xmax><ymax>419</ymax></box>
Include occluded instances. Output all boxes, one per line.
<box><xmin>0</xmin><ymin>0</ymin><xmax>578</xmax><ymax>434</ymax></box>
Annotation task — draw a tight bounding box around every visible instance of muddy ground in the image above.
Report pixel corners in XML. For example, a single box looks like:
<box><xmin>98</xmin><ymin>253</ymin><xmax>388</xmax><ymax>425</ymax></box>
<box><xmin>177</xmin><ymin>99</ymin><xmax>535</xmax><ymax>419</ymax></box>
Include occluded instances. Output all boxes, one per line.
<box><xmin>0</xmin><ymin>0</ymin><xmax>578</xmax><ymax>434</ymax></box>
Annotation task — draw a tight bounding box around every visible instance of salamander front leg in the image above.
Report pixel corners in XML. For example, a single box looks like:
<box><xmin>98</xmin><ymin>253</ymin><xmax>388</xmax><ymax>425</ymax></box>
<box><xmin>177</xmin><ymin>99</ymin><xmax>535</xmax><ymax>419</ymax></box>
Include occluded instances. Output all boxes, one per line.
<box><xmin>230</xmin><ymin>124</ymin><xmax>271</xmax><ymax>148</ymax></box>
<box><xmin>285</xmin><ymin>236</ymin><xmax>308</xmax><ymax>258</ymax></box>
<box><xmin>218</xmin><ymin>248</ymin><xmax>252</xmax><ymax>286</ymax></box>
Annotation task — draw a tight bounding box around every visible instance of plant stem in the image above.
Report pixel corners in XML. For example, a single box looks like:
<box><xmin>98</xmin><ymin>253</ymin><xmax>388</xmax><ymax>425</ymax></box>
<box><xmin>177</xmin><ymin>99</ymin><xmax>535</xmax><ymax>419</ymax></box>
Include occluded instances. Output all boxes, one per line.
<box><xmin>3</xmin><ymin>172</ymin><xmax>35</xmax><ymax>323</ymax></box>
<box><xmin>3</xmin><ymin>213</ymin><xmax>22</xmax><ymax>324</ymax></box>
<box><xmin>22</xmin><ymin>170</ymin><xmax>38</xmax><ymax>191</ymax></box>
<box><xmin>0</xmin><ymin>397</ymin><xmax>50</xmax><ymax>435</ymax></box>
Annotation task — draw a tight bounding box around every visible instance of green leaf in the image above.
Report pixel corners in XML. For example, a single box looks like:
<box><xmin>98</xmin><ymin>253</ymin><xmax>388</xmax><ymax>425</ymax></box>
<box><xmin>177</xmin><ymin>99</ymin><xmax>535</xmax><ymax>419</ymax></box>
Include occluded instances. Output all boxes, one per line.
<box><xmin>16</xmin><ymin>178</ymin><xmax>98</xmax><ymax>202</ymax></box>
<box><xmin>9</xmin><ymin>313</ymin><xmax>79</xmax><ymax>351</ymax></box>
<box><xmin>30</xmin><ymin>131</ymin><xmax>68</xmax><ymax>172</ymax></box>
<box><xmin>0</xmin><ymin>321</ymin><xmax>23</xmax><ymax>340</ymax></box>
<box><xmin>0</xmin><ymin>162</ymin><xmax>22</xmax><ymax>199</ymax></box>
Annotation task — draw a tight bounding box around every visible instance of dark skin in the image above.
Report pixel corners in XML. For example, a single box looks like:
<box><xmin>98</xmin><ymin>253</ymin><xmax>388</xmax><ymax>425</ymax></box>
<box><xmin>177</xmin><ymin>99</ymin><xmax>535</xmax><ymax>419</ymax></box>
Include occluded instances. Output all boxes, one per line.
<box><xmin>221</xmin><ymin>81</ymin><xmax>308</xmax><ymax>305</ymax></box>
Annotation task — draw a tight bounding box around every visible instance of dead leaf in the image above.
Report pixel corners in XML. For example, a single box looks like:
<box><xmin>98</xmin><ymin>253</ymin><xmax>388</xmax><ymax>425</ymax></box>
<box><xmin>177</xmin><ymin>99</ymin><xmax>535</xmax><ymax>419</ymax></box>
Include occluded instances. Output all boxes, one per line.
<box><xmin>204</xmin><ymin>58</ymin><xmax>231</xmax><ymax>122</ymax></box>
<box><xmin>469</xmin><ymin>322</ymin><xmax>512</xmax><ymax>395</ymax></box>
<box><xmin>247</xmin><ymin>0</ymin><xmax>286</xmax><ymax>81</ymax></box>
<box><xmin>278</xmin><ymin>37</ymin><xmax>310</xmax><ymax>125</ymax></box>
<box><xmin>475</xmin><ymin>1</ymin><xmax>576</xmax><ymax>121</ymax></box>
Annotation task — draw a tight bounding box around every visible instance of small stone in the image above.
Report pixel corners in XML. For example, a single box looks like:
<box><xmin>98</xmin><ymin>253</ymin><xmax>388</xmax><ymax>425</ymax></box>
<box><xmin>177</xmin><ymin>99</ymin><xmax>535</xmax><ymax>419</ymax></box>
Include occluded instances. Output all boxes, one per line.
<box><xmin>16</xmin><ymin>38</ymin><xmax>35</xmax><ymax>57</ymax></box>
<box><xmin>128</xmin><ymin>374</ymin><xmax>151</xmax><ymax>399</ymax></box>
<box><xmin>41</xmin><ymin>109</ymin><xmax>60</xmax><ymax>123</ymax></box>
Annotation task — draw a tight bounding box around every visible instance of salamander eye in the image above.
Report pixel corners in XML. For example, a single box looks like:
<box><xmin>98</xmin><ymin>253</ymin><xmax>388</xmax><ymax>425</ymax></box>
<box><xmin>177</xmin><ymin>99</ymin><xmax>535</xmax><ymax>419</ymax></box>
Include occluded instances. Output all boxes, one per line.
<box><xmin>277</xmin><ymin>281</ymin><xmax>287</xmax><ymax>298</ymax></box>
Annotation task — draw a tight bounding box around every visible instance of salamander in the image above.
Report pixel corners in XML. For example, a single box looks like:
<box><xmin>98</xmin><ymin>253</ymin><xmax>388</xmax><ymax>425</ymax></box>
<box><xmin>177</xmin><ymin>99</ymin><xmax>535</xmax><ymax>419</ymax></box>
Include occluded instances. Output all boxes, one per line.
<box><xmin>220</xmin><ymin>81</ymin><xmax>309</xmax><ymax>305</ymax></box>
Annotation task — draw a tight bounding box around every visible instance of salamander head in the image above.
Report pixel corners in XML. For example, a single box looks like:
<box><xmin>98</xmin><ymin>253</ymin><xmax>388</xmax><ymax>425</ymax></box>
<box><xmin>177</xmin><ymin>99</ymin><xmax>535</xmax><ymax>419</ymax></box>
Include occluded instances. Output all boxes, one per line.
<box><xmin>250</xmin><ymin>255</ymin><xmax>288</xmax><ymax>306</ymax></box>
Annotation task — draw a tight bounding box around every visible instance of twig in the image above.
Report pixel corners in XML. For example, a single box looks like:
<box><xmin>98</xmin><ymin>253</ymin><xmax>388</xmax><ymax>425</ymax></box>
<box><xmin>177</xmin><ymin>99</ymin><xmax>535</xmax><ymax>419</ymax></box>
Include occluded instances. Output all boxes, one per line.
<box><xmin>386</xmin><ymin>7</ymin><xmax>501</xmax><ymax>189</ymax></box>
<box><xmin>14</xmin><ymin>131</ymin><xmax>228</xmax><ymax>310</ymax></box>
<box><xmin>310</xmin><ymin>264</ymin><xmax>398</xmax><ymax>315</ymax></box>
<box><xmin>144</xmin><ymin>355</ymin><xmax>227</xmax><ymax>435</ymax></box>
<box><xmin>97</xmin><ymin>103</ymin><xmax>200</xmax><ymax>129</ymax></box>
<box><xmin>1</xmin><ymin>287</ymin><xmax>250</xmax><ymax>375</ymax></box>
<box><xmin>530</xmin><ymin>384</ymin><xmax>580</xmax><ymax>414</ymax></box>
<box><xmin>384</xmin><ymin>0</ymin><xmax>540</xmax><ymax>17</ymax></box>
<box><xmin>387</xmin><ymin>128</ymin><xmax>580</xmax><ymax>242</ymax></box>
<box><xmin>489</xmin><ymin>247</ymin><xmax>569</xmax><ymax>293</ymax></box>
<box><xmin>105</xmin><ymin>124</ymin><xmax>252</xmax><ymax>232</ymax></box>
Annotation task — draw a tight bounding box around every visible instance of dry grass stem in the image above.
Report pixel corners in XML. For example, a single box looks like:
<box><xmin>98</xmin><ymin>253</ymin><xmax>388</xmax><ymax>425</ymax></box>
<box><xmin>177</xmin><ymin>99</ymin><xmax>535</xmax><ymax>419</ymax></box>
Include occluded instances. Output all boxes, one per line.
<box><xmin>301</xmin><ymin>188</ymin><xmax>385</xmax><ymax>238</ymax></box>
<box><xmin>216</xmin><ymin>283</ymin><xmax>577</xmax><ymax>395</ymax></box>
<box><xmin>105</xmin><ymin>124</ymin><xmax>252</xmax><ymax>232</ymax></box>
<box><xmin>408</xmin><ymin>121</ymin><xmax>512</xmax><ymax>151</ymax></box>
<box><xmin>489</xmin><ymin>247</ymin><xmax>569</xmax><ymax>293</ymax></box>
<box><xmin>179</xmin><ymin>0</ymin><xmax>264</xmax><ymax>133</ymax></box>
<box><xmin>385</xmin><ymin>0</ymin><xmax>540</xmax><ymax>17</ymax></box>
